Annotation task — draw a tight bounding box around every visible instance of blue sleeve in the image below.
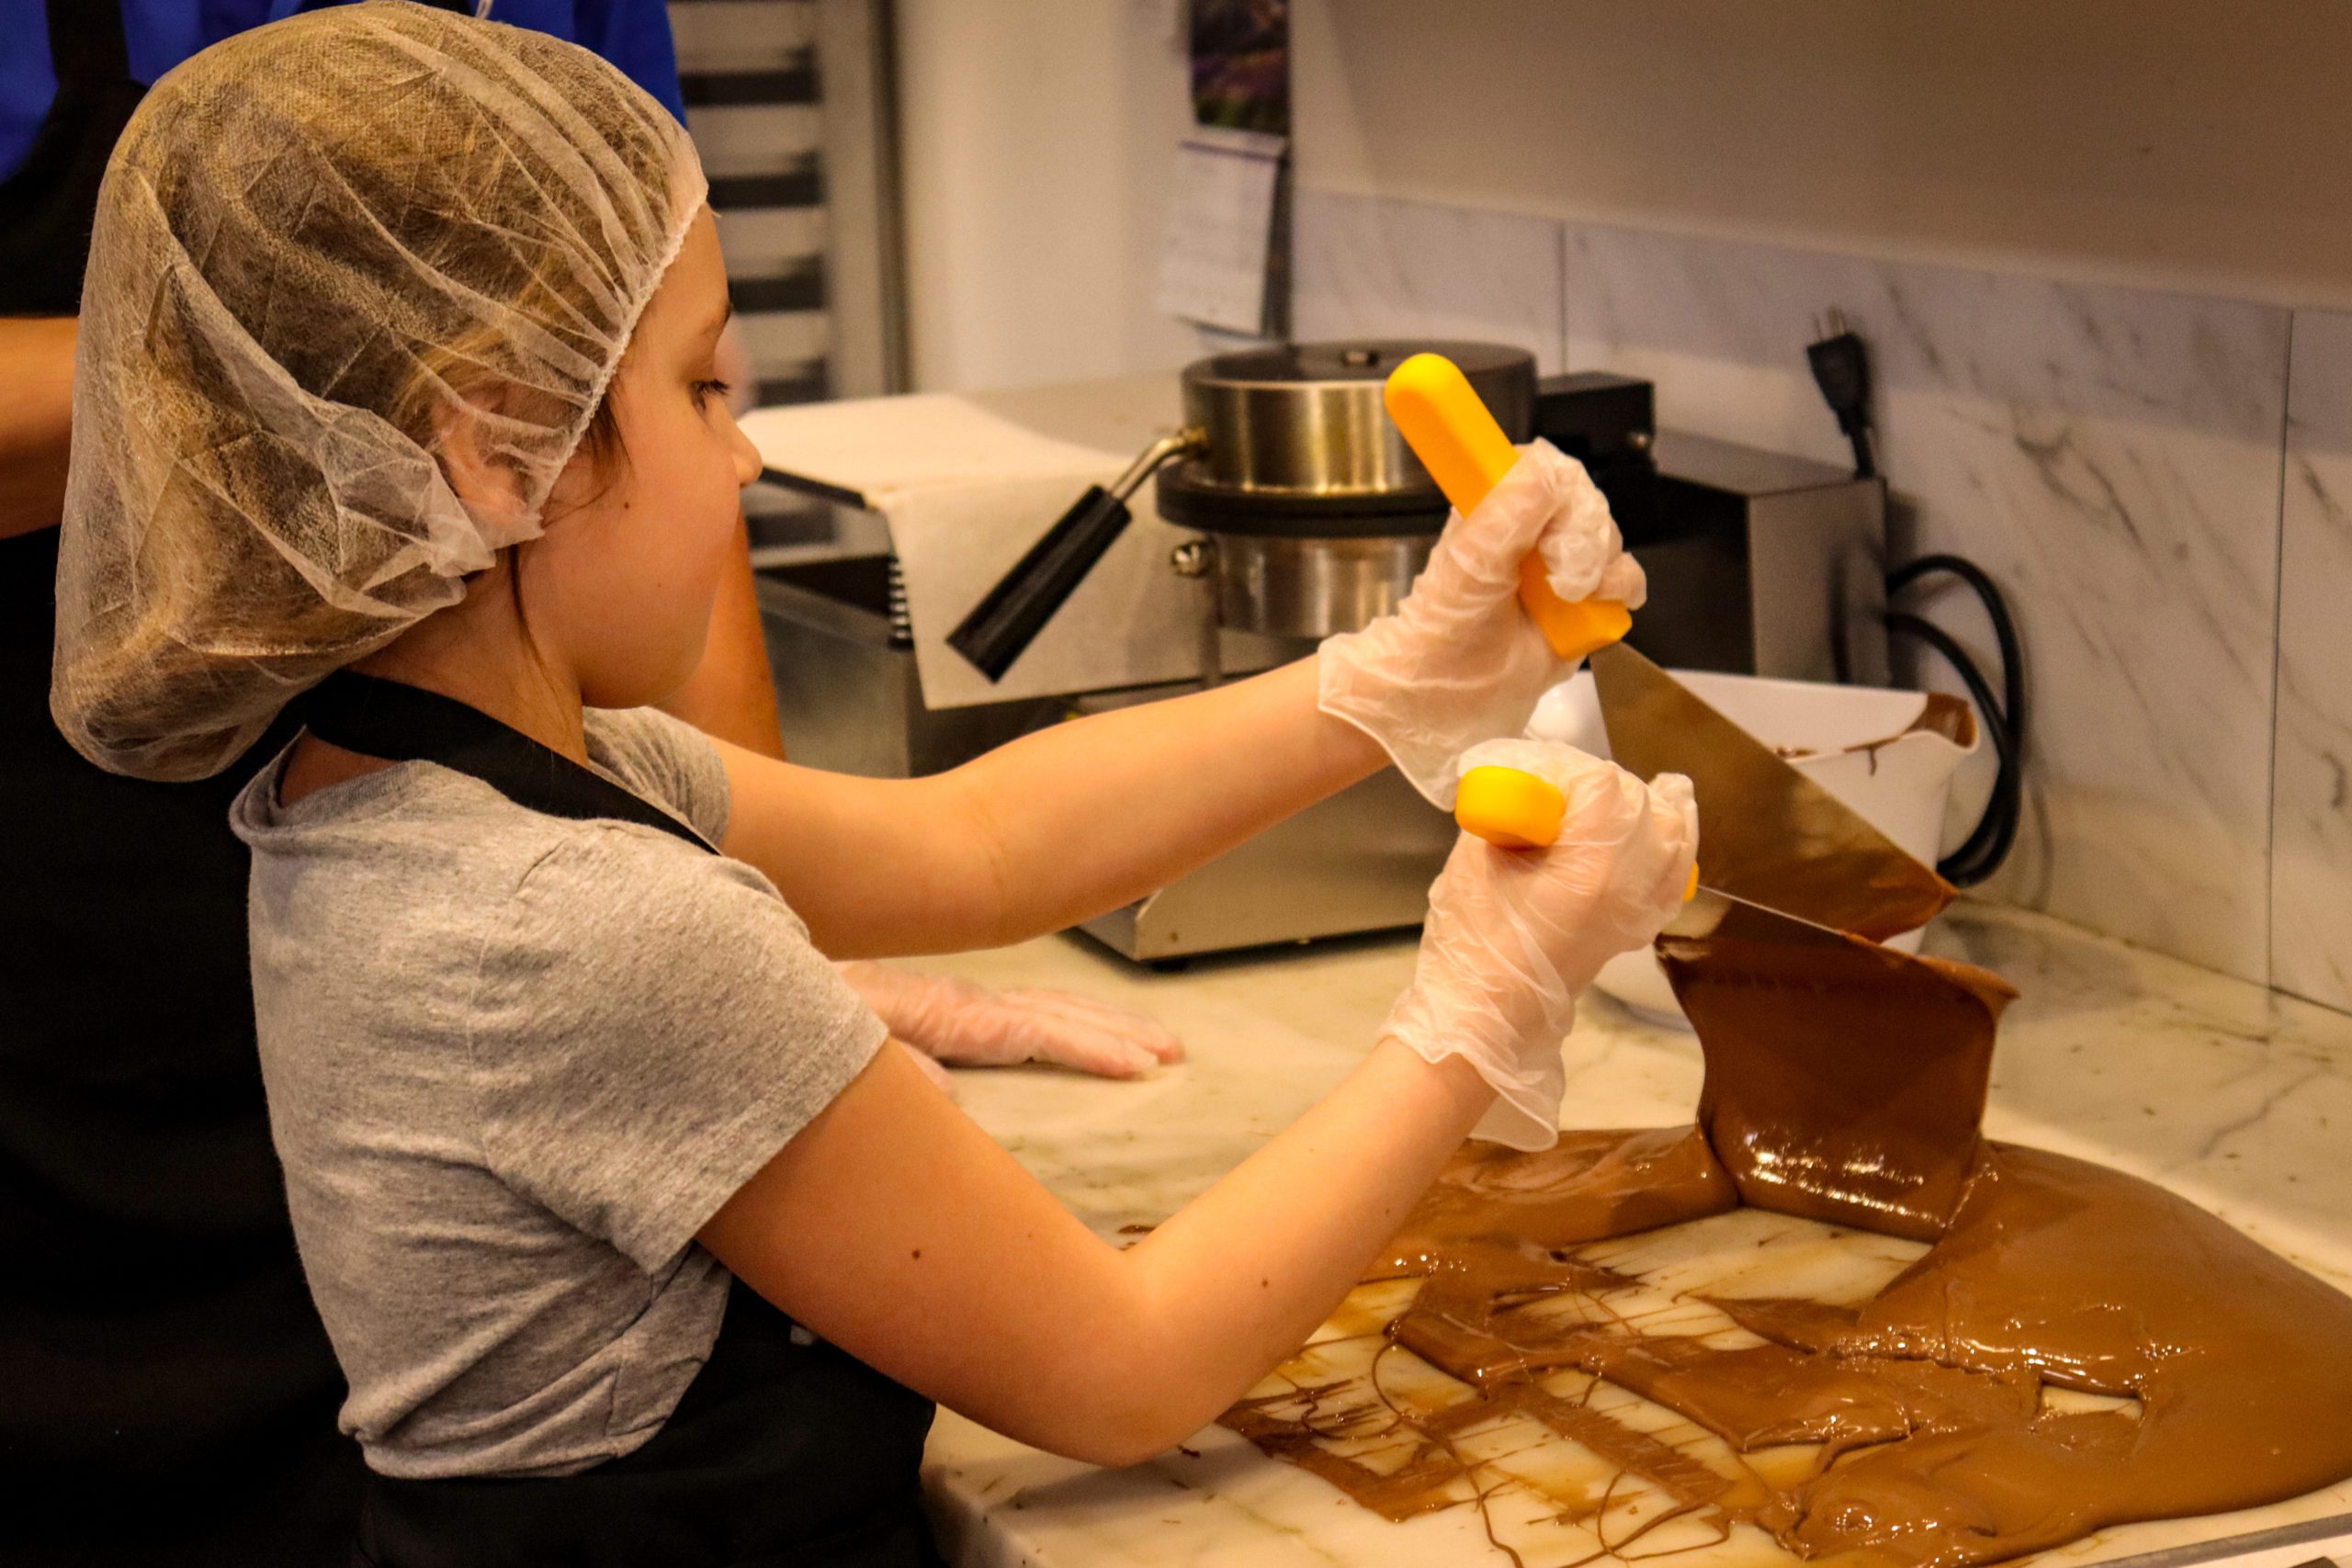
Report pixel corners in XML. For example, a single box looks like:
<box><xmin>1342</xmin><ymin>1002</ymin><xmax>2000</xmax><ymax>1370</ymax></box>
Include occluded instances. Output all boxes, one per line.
<box><xmin>560</xmin><ymin>0</ymin><xmax>686</xmax><ymax>123</ymax></box>
<box><xmin>275</xmin><ymin>2</ymin><xmax>686</xmax><ymax>124</ymax></box>
<box><xmin>3</xmin><ymin>0</ymin><xmax>690</xmax><ymax>183</ymax></box>
<box><xmin>1</xmin><ymin>0</ymin><xmax>243</xmax><ymax>180</ymax></box>
<box><xmin>0</xmin><ymin>0</ymin><xmax>58</xmax><ymax>182</ymax></box>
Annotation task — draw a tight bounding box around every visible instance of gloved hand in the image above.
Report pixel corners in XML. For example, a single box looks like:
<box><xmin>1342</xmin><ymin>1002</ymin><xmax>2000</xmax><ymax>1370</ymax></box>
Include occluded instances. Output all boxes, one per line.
<box><xmin>1383</xmin><ymin>739</ymin><xmax>1697</xmax><ymax>1152</ymax></box>
<box><xmin>838</xmin><ymin>962</ymin><xmax>1185</xmax><ymax>1079</ymax></box>
<box><xmin>1317</xmin><ymin>439</ymin><xmax>1645</xmax><ymax>807</ymax></box>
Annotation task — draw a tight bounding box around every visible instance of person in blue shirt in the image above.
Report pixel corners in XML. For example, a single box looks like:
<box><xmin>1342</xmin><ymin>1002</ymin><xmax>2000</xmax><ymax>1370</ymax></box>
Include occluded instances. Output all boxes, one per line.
<box><xmin>0</xmin><ymin>6</ymin><xmax>685</xmax><ymax>1565</ymax></box>
<box><xmin>0</xmin><ymin>1</ymin><xmax>685</xmax><ymax>312</ymax></box>
<box><xmin>0</xmin><ymin>1</ymin><xmax>685</xmax><ymax>183</ymax></box>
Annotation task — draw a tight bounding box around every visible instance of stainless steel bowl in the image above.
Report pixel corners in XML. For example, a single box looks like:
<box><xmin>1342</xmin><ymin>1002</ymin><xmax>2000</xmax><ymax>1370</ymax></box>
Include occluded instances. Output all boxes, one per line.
<box><xmin>1181</xmin><ymin>340</ymin><xmax>1535</xmax><ymax>498</ymax></box>
<box><xmin>1156</xmin><ymin>342</ymin><xmax>1535</xmax><ymax>637</ymax></box>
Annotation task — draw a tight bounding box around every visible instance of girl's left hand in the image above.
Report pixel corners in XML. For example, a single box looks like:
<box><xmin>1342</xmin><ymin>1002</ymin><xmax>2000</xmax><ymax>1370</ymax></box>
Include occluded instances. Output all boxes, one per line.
<box><xmin>839</xmin><ymin>962</ymin><xmax>1185</xmax><ymax>1079</ymax></box>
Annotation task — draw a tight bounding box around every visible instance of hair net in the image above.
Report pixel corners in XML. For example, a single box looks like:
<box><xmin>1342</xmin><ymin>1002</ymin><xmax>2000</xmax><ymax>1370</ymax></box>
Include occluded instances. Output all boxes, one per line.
<box><xmin>51</xmin><ymin>1</ymin><xmax>707</xmax><ymax>780</ymax></box>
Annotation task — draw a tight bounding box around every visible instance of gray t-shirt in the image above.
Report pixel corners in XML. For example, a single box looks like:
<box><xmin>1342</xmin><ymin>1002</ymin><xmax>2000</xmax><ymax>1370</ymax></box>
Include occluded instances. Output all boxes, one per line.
<box><xmin>231</xmin><ymin>706</ymin><xmax>886</xmax><ymax>1480</ymax></box>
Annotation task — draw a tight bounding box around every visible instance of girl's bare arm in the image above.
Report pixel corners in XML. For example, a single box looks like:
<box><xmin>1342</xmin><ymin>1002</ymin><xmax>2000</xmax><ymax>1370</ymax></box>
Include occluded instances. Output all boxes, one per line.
<box><xmin>697</xmin><ymin>1030</ymin><xmax>1490</xmax><ymax>1467</ymax></box>
<box><xmin>713</xmin><ymin>657</ymin><xmax>1388</xmax><ymax>959</ymax></box>
<box><xmin>0</xmin><ymin>317</ymin><xmax>76</xmax><ymax>539</ymax></box>
<box><xmin>700</xmin><ymin>733</ymin><xmax>1698</xmax><ymax>1466</ymax></box>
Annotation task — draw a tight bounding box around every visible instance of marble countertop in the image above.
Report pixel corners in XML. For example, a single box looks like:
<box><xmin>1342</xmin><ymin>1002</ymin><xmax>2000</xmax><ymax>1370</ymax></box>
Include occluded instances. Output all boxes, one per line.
<box><xmin>906</xmin><ymin>900</ymin><xmax>2352</xmax><ymax>1568</ymax></box>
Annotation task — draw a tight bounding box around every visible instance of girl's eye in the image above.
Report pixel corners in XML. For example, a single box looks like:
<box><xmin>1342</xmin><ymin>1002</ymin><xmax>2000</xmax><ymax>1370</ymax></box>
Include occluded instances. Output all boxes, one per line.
<box><xmin>692</xmin><ymin>378</ymin><xmax>732</xmax><ymax>406</ymax></box>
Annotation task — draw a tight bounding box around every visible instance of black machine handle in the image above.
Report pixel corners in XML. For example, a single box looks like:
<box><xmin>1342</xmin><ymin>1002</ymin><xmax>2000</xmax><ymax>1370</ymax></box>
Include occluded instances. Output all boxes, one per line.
<box><xmin>947</xmin><ymin>429</ymin><xmax>1207</xmax><ymax>681</ymax></box>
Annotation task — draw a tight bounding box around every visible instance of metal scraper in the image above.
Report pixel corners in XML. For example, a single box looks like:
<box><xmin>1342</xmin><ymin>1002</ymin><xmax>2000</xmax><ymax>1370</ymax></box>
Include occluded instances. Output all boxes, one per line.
<box><xmin>1590</xmin><ymin>641</ymin><xmax>1956</xmax><ymax>943</ymax></box>
<box><xmin>1657</xmin><ymin>882</ymin><xmax>1860</xmax><ymax>946</ymax></box>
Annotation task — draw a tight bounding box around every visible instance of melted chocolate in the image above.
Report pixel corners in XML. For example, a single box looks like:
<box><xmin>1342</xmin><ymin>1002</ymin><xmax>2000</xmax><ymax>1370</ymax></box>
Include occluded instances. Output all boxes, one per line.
<box><xmin>1669</xmin><ymin>937</ymin><xmax>2018</xmax><ymax>1241</ymax></box>
<box><xmin>1222</xmin><ymin>929</ymin><xmax>2352</xmax><ymax>1566</ymax></box>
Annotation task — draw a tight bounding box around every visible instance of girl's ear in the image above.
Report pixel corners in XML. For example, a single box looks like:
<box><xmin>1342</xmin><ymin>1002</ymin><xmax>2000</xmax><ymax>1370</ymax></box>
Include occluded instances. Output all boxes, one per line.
<box><xmin>430</xmin><ymin>389</ymin><xmax>536</xmax><ymax>539</ymax></box>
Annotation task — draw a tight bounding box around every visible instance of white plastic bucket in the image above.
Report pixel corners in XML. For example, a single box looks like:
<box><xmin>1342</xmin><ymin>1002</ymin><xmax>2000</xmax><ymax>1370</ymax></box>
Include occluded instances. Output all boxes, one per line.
<box><xmin>1528</xmin><ymin>670</ymin><xmax>1978</xmax><ymax>1030</ymax></box>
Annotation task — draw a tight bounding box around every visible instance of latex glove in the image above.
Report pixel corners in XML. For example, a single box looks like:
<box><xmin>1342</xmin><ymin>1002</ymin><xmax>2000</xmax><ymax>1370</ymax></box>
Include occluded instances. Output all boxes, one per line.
<box><xmin>1317</xmin><ymin>440</ymin><xmax>1645</xmax><ymax>808</ymax></box>
<box><xmin>838</xmin><ymin>962</ymin><xmax>1184</xmax><ymax>1079</ymax></box>
<box><xmin>1383</xmin><ymin>739</ymin><xmax>1697</xmax><ymax>1151</ymax></box>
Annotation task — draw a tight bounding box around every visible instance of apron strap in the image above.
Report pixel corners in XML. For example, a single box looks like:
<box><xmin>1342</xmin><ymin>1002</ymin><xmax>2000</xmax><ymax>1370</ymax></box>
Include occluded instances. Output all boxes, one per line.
<box><xmin>44</xmin><ymin>0</ymin><xmax>129</xmax><ymax>85</ymax></box>
<box><xmin>305</xmin><ymin>672</ymin><xmax>718</xmax><ymax>855</ymax></box>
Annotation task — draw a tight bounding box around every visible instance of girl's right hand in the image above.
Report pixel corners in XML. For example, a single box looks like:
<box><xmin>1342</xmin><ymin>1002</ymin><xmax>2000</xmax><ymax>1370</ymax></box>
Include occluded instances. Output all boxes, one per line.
<box><xmin>1380</xmin><ymin>740</ymin><xmax>1697</xmax><ymax>1151</ymax></box>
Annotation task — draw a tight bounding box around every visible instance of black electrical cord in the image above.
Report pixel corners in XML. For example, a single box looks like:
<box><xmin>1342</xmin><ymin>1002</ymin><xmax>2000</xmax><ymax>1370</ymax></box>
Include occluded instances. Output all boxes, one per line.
<box><xmin>1808</xmin><ymin>319</ymin><xmax>2025</xmax><ymax>886</ymax></box>
<box><xmin>1889</xmin><ymin>552</ymin><xmax>2027</xmax><ymax>759</ymax></box>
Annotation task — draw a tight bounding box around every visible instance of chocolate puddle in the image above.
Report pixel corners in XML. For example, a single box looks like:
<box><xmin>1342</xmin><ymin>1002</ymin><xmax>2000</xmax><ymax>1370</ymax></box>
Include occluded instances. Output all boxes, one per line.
<box><xmin>1221</xmin><ymin>927</ymin><xmax>2352</xmax><ymax>1567</ymax></box>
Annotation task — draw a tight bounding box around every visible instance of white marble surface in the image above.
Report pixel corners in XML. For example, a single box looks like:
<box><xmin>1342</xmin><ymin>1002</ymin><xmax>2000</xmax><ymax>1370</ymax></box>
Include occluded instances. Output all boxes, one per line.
<box><xmin>1290</xmin><ymin>188</ymin><xmax>1567</xmax><ymax>371</ymax></box>
<box><xmin>1287</xmin><ymin>187</ymin><xmax>2301</xmax><ymax>986</ymax></box>
<box><xmin>911</xmin><ymin>903</ymin><xmax>2352</xmax><ymax>1566</ymax></box>
<box><xmin>2272</xmin><ymin>309</ymin><xmax>2352</xmax><ymax>1015</ymax></box>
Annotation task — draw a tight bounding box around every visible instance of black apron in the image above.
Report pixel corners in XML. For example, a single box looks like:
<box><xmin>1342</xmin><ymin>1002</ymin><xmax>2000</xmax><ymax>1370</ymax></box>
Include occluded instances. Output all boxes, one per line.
<box><xmin>305</xmin><ymin>674</ymin><xmax>944</xmax><ymax>1568</ymax></box>
<box><xmin>1</xmin><ymin>6</ymin><xmax>368</xmax><ymax>1565</ymax></box>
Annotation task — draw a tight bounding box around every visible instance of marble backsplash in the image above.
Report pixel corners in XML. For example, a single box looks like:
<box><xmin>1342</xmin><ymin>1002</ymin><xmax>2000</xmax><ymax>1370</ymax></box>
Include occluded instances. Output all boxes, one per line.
<box><xmin>2274</xmin><ymin>310</ymin><xmax>2352</xmax><ymax>1013</ymax></box>
<box><xmin>1292</xmin><ymin>187</ymin><xmax>2343</xmax><ymax>1006</ymax></box>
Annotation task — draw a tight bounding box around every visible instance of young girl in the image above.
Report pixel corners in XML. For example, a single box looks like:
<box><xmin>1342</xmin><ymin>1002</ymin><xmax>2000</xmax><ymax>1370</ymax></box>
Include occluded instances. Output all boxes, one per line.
<box><xmin>51</xmin><ymin>6</ymin><xmax>1695</xmax><ymax>1564</ymax></box>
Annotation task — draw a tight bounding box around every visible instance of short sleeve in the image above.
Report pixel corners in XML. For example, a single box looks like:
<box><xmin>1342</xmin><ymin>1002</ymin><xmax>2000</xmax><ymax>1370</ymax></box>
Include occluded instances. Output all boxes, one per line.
<box><xmin>585</xmin><ymin>706</ymin><xmax>732</xmax><ymax>845</ymax></box>
<box><xmin>471</xmin><ymin>829</ymin><xmax>884</xmax><ymax>1273</ymax></box>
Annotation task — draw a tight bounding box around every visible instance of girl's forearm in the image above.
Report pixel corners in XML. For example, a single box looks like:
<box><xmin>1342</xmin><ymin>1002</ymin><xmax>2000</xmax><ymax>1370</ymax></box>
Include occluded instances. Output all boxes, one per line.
<box><xmin>0</xmin><ymin>317</ymin><xmax>76</xmax><ymax>539</ymax></box>
<box><xmin>718</xmin><ymin>657</ymin><xmax>1388</xmax><ymax>959</ymax></box>
<box><xmin>1094</xmin><ymin>1041</ymin><xmax>1493</xmax><ymax>1461</ymax></box>
<box><xmin>943</xmin><ymin>657</ymin><xmax>1389</xmax><ymax>947</ymax></box>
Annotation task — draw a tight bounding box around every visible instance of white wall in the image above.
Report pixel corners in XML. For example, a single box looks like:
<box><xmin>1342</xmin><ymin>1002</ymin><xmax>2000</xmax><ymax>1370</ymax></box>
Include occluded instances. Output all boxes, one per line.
<box><xmin>893</xmin><ymin>0</ymin><xmax>1202</xmax><ymax>391</ymax></box>
<box><xmin>895</xmin><ymin>3</ymin><xmax>2352</xmax><ymax>393</ymax></box>
<box><xmin>1291</xmin><ymin>0</ymin><xmax>2352</xmax><ymax>310</ymax></box>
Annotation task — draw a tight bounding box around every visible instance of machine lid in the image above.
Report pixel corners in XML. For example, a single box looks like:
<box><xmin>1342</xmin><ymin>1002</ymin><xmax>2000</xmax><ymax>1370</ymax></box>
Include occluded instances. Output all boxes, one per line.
<box><xmin>1182</xmin><ymin>339</ymin><xmax>1536</xmax><ymax>501</ymax></box>
<box><xmin>1186</xmin><ymin>339</ymin><xmax>1533</xmax><ymax>390</ymax></box>
<box><xmin>1153</xmin><ymin>455</ymin><xmax>1449</xmax><ymax>537</ymax></box>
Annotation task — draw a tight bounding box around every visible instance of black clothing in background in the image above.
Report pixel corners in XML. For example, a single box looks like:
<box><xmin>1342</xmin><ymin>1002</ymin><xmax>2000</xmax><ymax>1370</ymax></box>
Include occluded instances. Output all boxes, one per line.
<box><xmin>0</xmin><ymin>1</ymin><xmax>364</xmax><ymax>1561</ymax></box>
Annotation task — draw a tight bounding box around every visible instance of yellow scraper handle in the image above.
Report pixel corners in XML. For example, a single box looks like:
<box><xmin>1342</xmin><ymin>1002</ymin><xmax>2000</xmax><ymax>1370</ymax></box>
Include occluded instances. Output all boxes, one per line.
<box><xmin>1384</xmin><ymin>353</ymin><xmax>1634</xmax><ymax>664</ymax></box>
<box><xmin>1454</xmin><ymin>764</ymin><xmax>1567</xmax><ymax>850</ymax></box>
<box><xmin>1385</xmin><ymin>352</ymin><xmax>1633</xmax><ymax>850</ymax></box>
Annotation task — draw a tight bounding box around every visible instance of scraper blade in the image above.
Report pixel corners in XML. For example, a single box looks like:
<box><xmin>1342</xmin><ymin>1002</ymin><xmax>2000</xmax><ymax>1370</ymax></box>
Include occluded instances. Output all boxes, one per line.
<box><xmin>1590</xmin><ymin>642</ymin><xmax>1955</xmax><ymax>943</ymax></box>
<box><xmin>1658</xmin><ymin>884</ymin><xmax>1853</xmax><ymax>947</ymax></box>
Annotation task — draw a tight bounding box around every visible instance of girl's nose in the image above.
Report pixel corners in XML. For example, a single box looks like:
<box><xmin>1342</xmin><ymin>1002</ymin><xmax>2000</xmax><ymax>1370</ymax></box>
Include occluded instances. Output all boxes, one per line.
<box><xmin>726</xmin><ymin>414</ymin><xmax>761</xmax><ymax>490</ymax></box>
